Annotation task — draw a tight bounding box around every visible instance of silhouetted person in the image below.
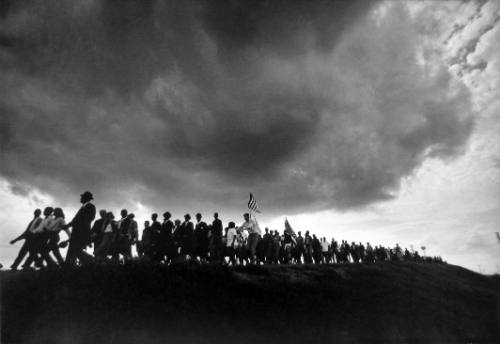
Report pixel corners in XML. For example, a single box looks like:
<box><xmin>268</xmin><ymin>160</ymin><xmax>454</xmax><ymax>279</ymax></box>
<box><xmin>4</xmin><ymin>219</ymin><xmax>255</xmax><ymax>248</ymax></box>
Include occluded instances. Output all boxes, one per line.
<box><xmin>31</xmin><ymin>207</ymin><xmax>57</xmax><ymax>268</ymax></box>
<box><xmin>94</xmin><ymin>212</ymin><xmax>117</xmax><ymax>262</ymax></box>
<box><xmin>10</xmin><ymin>209</ymin><xmax>42</xmax><ymax>270</ymax></box>
<box><xmin>239</xmin><ymin>213</ymin><xmax>260</xmax><ymax>264</ymax></box>
<box><xmin>194</xmin><ymin>213</ymin><xmax>209</xmax><ymax>262</ymax></box>
<box><xmin>271</xmin><ymin>230</ymin><xmax>281</xmax><ymax>264</ymax></box>
<box><xmin>90</xmin><ymin>209</ymin><xmax>107</xmax><ymax>255</ymax></box>
<box><xmin>64</xmin><ymin>191</ymin><xmax>96</xmax><ymax>267</ymax></box>
<box><xmin>329</xmin><ymin>239</ymin><xmax>338</xmax><ymax>264</ymax></box>
<box><xmin>116</xmin><ymin>213</ymin><xmax>138</xmax><ymax>263</ymax></box>
<box><xmin>283</xmin><ymin>229</ymin><xmax>294</xmax><ymax>264</ymax></box>
<box><xmin>320</xmin><ymin>237</ymin><xmax>329</xmax><ymax>264</ymax></box>
<box><xmin>312</xmin><ymin>235</ymin><xmax>322</xmax><ymax>264</ymax></box>
<box><xmin>178</xmin><ymin>214</ymin><xmax>194</xmax><ymax>260</ymax></box>
<box><xmin>211</xmin><ymin>212</ymin><xmax>223</xmax><ymax>263</ymax></box>
<box><xmin>113</xmin><ymin>209</ymin><xmax>129</xmax><ymax>263</ymax></box>
<box><xmin>224</xmin><ymin>221</ymin><xmax>237</xmax><ymax>265</ymax></box>
<box><xmin>149</xmin><ymin>214</ymin><xmax>162</xmax><ymax>261</ymax></box>
<box><xmin>304</xmin><ymin>231</ymin><xmax>312</xmax><ymax>264</ymax></box>
<box><xmin>365</xmin><ymin>242</ymin><xmax>374</xmax><ymax>263</ymax></box>
<box><xmin>237</xmin><ymin>227</ymin><xmax>249</xmax><ymax>265</ymax></box>
<box><xmin>263</xmin><ymin>228</ymin><xmax>273</xmax><ymax>263</ymax></box>
<box><xmin>45</xmin><ymin>207</ymin><xmax>70</xmax><ymax>265</ymax></box>
<box><xmin>139</xmin><ymin>221</ymin><xmax>152</xmax><ymax>259</ymax></box>
<box><xmin>172</xmin><ymin>219</ymin><xmax>182</xmax><ymax>260</ymax></box>
<box><xmin>161</xmin><ymin>212</ymin><xmax>175</xmax><ymax>263</ymax></box>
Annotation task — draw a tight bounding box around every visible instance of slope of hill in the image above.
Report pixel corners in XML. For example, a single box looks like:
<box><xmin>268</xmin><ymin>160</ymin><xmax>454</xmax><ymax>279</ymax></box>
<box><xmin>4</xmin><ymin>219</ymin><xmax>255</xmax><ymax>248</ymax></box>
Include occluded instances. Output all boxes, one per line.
<box><xmin>1</xmin><ymin>262</ymin><xmax>499</xmax><ymax>344</ymax></box>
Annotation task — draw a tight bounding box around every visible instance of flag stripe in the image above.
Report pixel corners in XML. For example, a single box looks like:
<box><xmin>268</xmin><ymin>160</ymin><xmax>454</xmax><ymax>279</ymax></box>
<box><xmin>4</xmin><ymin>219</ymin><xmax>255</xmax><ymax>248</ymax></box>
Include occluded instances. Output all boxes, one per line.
<box><xmin>248</xmin><ymin>193</ymin><xmax>260</xmax><ymax>213</ymax></box>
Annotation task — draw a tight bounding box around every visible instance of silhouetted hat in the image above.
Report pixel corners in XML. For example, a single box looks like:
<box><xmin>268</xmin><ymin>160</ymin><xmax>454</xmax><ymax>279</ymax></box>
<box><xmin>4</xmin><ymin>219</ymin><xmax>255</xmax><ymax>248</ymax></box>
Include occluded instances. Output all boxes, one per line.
<box><xmin>80</xmin><ymin>191</ymin><xmax>93</xmax><ymax>200</ymax></box>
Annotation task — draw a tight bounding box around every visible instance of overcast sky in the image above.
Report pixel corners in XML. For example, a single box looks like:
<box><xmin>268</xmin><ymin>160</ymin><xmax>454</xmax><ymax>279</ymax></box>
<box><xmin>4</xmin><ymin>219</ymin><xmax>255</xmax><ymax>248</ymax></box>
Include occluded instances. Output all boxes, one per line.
<box><xmin>1</xmin><ymin>0</ymin><xmax>499</xmax><ymax>273</ymax></box>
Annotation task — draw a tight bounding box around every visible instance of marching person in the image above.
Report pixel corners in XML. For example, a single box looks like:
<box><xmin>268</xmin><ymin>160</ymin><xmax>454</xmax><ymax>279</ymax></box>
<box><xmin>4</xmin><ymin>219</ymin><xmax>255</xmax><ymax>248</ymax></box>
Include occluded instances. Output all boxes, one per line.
<box><xmin>224</xmin><ymin>221</ymin><xmax>238</xmax><ymax>266</ymax></box>
<box><xmin>238</xmin><ymin>213</ymin><xmax>261</xmax><ymax>264</ymax></box>
<box><xmin>94</xmin><ymin>211</ymin><xmax>117</xmax><ymax>262</ymax></box>
<box><xmin>31</xmin><ymin>207</ymin><xmax>57</xmax><ymax>268</ymax></box>
<box><xmin>9</xmin><ymin>209</ymin><xmax>42</xmax><ymax>270</ymax></box>
<box><xmin>161</xmin><ymin>212</ymin><xmax>175</xmax><ymax>264</ymax></box>
<box><xmin>178</xmin><ymin>214</ymin><xmax>194</xmax><ymax>260</ymax></box>
<box><xmin>90</xmin><ymin>209</ymin><xmax>107</xmax><ymax>256</ymax></box>
<box><xmin>64</xmin><ymin>191</ymin><xmax>96</xmax><ymax>267</ymax></box>
<box><xmin>194</xmin><ymin>213</ymin><xmax>209</xmax><ymax>262</ymax></box>
<box><xmin>45</xmin><ymin>207</ymin><xmax>70</xmax><ymax>265</ymax></box>
<box><xmin>211</xmin><ymin>212</ymin><xmax>223</xmax><ymax>263</ymax></box>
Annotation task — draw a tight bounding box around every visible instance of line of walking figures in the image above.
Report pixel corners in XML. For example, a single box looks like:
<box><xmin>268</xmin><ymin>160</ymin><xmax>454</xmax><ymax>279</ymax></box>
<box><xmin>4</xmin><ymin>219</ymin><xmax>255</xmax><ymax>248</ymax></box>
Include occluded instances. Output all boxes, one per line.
<box><xmin>8</xmin><ymin>192</ymin><xmax>444</xmax><ymax>270</ymax></box>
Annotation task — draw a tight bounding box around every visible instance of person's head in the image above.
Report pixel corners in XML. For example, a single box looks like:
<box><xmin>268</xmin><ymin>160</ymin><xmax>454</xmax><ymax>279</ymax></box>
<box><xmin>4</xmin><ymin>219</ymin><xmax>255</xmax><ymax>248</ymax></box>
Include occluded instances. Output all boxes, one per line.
<box><xmin>107</xmin><ymin>212</ymin><xmax>115</xmax><ymax>220</ymax></box>
<box><xmin>163</xmin><ymin>211</ymin><xmax>171</xmax><ymax>220</ymax></box>
<box><xmin>184</xmin><ymin>214</ymin><xmax>191</xmax><ymax>221</ymax></box>
<box><xmin>80</xmin><ymin>191</ymin><xmax>93</xmax><ymax>204</ymax></box>
<box><xmin>214</xmin><ymin>212</ymin><xmax>218</xmax><ymax>219</ymax></box>
<box><xmin>34</xmin><ymin>209</ymin><xmax>41</xmax><ymax>217</ymax></box>
<box><xmin>228</xmin><ymin>221</ymin><xmax>235</xmax><ymax>228</ymax></box>
<box><xmin>243</xmin><ymin>213</ymin><xmax>249</xmax><ymax>221</ymax></box>
<box><xmin>152</xmin><ymin>213</ymin><xmax>158</xmax><ymax>221</ymax></box>
<box><xmin>305</xmin><ymin>230</ymin><xmax>310</xmax><ymax>236</ymax></box>
<box><xmin>144</xmin><ymin>220</ymin><xmax>150</xmax><ymax>227</ymax></box>
<box><xmin>99</xmin><ymin>209</ymin><xmax>107</xmax><ymax>218</ymax></box>
<box><xmin>121</xmin><ymin>209</ymin><xmax>128</xmax><ymax>218</ymax></box>
<box><xmin>175</xmin><ymin>219</ymin><xmax>181</xmax><ymax>225</ymax></box>
<box><xmin>128</xmin><ymin>213</ymin><xmax>135</xmax><ymax>220</ymax></box>
<box><xmin>53</xmin><ymin>208</ymin><xmax>64</xmax><ymax>219</ymax></box>
<box><xmin>196</xmin><ymin>213</ymin><xmax>202</xmax><ymax>221</ymax></box>
<box><xmin>43</xmin><ymin>207</ymin><xmax>54</xmax><ymax>217</ymax></box>
<box><xmin>265</xmin><ymin>227</ymin><xmax>269</xmax><ymax>233</ymax></box>
<box><xmin>298</xmin><ymin>231</ymin><xmax>301</xmax><ymax>236</ymax></box>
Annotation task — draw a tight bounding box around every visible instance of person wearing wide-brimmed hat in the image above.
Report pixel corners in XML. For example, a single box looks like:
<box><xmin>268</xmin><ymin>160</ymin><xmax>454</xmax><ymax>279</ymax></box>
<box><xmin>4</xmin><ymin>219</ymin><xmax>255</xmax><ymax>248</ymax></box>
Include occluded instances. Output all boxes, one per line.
<box><xmin>64</xmin><ymin>191</ymin><xmax>96</xmax><ymax>267</ymax></box>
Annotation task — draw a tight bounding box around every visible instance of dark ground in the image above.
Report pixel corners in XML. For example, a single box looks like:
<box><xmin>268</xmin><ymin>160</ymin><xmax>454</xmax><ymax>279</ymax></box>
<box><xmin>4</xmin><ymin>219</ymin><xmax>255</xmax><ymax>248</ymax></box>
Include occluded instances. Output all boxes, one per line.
<box><xmin>1</xmin><ymin>262</ymin><xmax>499</xmax><ymax>344</ymax></box>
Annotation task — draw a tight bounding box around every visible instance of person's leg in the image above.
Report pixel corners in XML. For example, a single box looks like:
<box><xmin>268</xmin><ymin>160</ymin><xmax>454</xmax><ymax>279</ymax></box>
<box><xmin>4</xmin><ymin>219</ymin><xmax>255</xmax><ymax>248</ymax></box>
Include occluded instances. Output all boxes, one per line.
<box><xmin>11</xmin><ymin>242</ymin><xmax>30</xmax><ymax>269</ymax></box>
<box><xmin>65</xmin><ymin>242</ymin><xmax>77</xmax><ymax>266</ymax></box>
<box><xmin>95</xmin><ymin>233</ymin><xmax>112</xmax><ymax>262</ymax></box>
<box><xmin>38</xmin><ymin>233</ymin><xmax>57</xmax><ymax>268</ymax></box>
<box><xmin>30</xmin><ymin>234</ymin><xmax>46</xmax><ymax>268</ymax></box>
<box><xmin>48</xmin><ymin>233</ymin><xmax>64</xmax><ymax>265</ymax></box>
<box><xmin>247</xmin><ymin>234</ymin><xmax>258</xmax><ymax>264</ymax></box>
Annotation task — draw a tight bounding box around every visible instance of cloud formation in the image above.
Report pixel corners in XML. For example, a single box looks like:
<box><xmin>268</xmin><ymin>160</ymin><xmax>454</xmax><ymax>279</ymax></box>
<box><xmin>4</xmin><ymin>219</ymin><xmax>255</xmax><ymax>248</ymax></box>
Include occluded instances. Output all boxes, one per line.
<box><xmin>0</xmin><ymin>1</ymin><xmax>474</xmax><ymax>214</ymax></box>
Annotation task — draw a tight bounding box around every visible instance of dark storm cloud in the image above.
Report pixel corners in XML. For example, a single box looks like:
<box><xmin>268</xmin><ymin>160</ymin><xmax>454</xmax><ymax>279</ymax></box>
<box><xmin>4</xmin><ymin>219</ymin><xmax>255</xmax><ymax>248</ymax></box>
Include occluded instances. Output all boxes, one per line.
<box><xmin>0</xmin><ymin>1</ymin><xmax>474</xmax><ymax>215</ymax></box>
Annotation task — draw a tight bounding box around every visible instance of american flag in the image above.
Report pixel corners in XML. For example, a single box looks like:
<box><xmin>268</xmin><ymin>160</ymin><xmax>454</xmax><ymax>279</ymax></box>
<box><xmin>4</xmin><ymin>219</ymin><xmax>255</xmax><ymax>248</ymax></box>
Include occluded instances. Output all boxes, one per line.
<box><xmin>284</xmin><ymin>218</ymin><xmax>297</xmax><ymax>244</ymax></box>
<box><xmin>248</xmin><ymin>193</ymin><xmax>261</xmax><ymax>213</ymax></box>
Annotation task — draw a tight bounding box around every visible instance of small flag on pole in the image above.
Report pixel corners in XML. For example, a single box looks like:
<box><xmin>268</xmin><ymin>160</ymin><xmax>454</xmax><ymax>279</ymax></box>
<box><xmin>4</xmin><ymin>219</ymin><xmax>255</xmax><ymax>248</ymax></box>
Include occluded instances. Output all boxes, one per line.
<box><xmin>248</xmin><ymin>193</ymin><xmax>261</xmax><ymax>213</ymax></box>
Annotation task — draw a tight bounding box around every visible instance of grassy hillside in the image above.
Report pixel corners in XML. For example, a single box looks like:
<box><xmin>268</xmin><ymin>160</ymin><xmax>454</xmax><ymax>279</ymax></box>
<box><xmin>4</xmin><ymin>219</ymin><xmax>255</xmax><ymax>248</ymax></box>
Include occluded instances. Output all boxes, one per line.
<box><xmin>1</xmin><ymin>262</ymin><xmax>499</xmax><ymax>344</ymax></box>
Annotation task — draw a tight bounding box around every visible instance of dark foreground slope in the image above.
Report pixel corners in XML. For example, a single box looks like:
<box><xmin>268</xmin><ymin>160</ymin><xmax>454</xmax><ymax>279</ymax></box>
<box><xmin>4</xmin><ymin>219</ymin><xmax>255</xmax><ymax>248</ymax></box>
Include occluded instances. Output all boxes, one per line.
<box><xmin>1</xmin><ymin>262</ymin><xmax>499</xmax><ymax>344</ymax></box>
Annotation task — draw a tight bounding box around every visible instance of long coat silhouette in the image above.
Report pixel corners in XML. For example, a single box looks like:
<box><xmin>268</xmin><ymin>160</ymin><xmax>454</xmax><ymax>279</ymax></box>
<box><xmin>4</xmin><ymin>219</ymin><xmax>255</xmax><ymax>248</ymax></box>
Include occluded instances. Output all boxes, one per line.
<box><xmin>69</xmin><ymin>203</ymin><xmax>96</xmax><ymax>244</ymax></box>
<box><xmin>65</xmin><ymin>202</ymin><xmax>96</xmax><ymax>266</ymax></box>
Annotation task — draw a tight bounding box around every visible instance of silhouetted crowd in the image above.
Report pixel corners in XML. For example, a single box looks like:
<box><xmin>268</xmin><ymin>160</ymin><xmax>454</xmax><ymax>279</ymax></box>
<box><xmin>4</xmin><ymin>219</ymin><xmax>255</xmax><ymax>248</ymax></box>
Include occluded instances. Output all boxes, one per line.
<box><xmin>8</xmin><ymin>191</ymin><xmax>445</xmax><ymax>270</ymax></box>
